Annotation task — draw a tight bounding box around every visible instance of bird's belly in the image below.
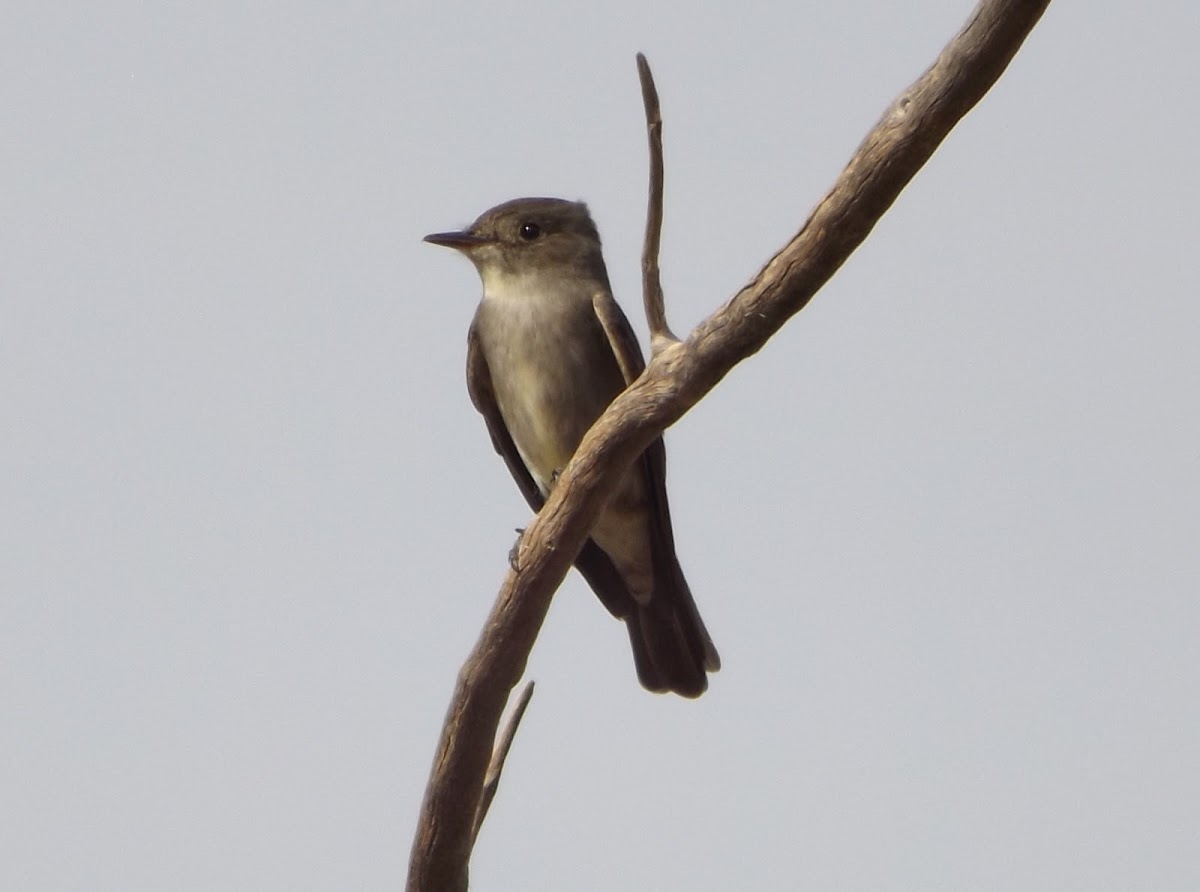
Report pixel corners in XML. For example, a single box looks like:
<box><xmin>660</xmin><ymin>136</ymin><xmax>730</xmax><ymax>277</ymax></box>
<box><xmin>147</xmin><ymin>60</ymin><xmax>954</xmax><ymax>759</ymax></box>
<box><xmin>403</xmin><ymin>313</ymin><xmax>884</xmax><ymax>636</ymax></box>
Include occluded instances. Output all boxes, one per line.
<box><xmin>499</xmin><ymin>366</ymin><xmax>584</xmax><ymax>493</ymax></box>
<box><xmin>480</xmin><ymin>303</ymin><xmax>619</xmax><ymax>495</ymax></box>
<box><xmin>497</xmin><ymin>357</ymin><xmax>654</xmax><ymax>598</ymax></box>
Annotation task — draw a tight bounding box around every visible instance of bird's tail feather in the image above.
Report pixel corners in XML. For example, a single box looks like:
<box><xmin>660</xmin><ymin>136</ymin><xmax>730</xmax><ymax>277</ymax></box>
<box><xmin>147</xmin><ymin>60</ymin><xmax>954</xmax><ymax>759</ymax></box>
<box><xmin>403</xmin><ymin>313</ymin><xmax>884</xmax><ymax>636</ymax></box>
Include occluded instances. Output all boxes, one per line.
<box><xmin>626</xmin><ymin>556</ymin><xmax>719</xmax><ymax>698</ymax></box>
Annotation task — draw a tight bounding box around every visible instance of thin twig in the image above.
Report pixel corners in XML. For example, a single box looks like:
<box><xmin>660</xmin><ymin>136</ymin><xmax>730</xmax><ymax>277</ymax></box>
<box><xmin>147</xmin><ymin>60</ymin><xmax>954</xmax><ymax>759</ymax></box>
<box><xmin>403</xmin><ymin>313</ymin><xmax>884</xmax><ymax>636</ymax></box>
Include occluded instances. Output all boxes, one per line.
<box><xmin>636</xmin><ymin>53</ymin><xmax>674</xmax><ymax>349</ymax></box>
<box><xmin>471</xmin><ymin>681</ymin><xmax>535</xmax><ymax>845</ymax></box>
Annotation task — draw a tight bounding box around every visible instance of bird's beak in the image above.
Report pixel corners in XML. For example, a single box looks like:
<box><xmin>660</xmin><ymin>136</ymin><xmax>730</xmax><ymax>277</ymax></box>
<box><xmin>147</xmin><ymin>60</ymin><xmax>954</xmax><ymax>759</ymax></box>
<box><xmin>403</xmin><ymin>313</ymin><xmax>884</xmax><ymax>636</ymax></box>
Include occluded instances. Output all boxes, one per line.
<box><xmin>423</xmin><ymin>230</ymin><xmax>490</xmax><ymax>251</ymax></box>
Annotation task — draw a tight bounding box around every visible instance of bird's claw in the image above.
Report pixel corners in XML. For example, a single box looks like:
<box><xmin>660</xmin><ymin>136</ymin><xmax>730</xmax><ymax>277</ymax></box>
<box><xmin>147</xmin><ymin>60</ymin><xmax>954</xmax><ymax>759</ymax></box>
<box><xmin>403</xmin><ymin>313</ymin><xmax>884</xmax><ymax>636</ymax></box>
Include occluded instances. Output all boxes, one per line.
<box><xmin>508</xmin><ymin>527</ymin><xmax>525</xmax><ymax>571</ymax></box>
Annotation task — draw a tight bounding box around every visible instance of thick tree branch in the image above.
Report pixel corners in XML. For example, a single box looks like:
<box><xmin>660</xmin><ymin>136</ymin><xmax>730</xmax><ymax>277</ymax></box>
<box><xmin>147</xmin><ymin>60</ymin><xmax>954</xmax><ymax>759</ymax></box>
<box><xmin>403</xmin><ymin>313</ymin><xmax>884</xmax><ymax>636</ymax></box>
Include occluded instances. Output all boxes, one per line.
<box><xmin>407</xmin><ymin>2</ymin><xmax>1050</xmax><ymax>889</ymax></box>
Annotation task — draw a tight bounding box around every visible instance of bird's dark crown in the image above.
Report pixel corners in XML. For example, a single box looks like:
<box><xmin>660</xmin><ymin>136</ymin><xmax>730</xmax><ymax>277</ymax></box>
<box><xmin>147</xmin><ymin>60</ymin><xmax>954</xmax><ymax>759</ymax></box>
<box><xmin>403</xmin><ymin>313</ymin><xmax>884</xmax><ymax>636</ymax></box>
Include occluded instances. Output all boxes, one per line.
<box><xmin>469</xmin><ymin>197</ymin><xmax>600</xmax><ymax>247</ymax></box>
<box><xmin>461</xmin><ymin>197</ymin><xmax>609</xmax><ymax>282</ymax></box>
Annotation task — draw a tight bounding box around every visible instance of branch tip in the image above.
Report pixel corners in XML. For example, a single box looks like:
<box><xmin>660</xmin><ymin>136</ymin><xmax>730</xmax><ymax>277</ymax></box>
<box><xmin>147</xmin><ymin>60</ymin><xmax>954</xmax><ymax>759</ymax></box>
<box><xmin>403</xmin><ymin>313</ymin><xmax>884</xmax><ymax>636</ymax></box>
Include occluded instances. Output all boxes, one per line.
<box><xmin>471</xmin><ymin>680</ymin><xmax>536</xmax><ymax>845</ymax></box>
<box><xmin>636</xmin><ymin>53</ymin><xmax>672</xmax><ymax>346</ymax></box>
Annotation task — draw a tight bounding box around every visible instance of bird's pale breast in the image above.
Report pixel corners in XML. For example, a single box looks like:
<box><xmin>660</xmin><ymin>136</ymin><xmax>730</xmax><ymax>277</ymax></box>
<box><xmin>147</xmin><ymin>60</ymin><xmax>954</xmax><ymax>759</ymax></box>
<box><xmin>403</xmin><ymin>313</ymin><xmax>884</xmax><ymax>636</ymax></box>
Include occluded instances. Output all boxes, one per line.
<box><xmin>474</xmin><ymin>283</ymin><xmax>624</xmax><ymax>496</ymax></box>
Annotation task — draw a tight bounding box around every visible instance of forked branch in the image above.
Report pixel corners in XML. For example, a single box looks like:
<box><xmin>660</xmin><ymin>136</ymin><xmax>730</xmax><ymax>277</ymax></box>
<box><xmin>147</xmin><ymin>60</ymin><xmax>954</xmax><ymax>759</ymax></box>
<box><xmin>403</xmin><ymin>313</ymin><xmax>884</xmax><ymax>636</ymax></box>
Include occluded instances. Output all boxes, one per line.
<box><xmin>407</xmin><ymin>3</ymin><xmax>1051</xmax><ymax>889</ymax></box>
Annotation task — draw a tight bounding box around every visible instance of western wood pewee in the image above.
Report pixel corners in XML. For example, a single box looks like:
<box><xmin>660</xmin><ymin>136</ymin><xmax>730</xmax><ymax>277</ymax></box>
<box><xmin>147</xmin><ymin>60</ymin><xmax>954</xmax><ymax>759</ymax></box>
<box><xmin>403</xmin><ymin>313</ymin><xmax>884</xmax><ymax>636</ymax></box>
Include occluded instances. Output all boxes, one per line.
<box><xmin>425</xmin><ymin>197</ymin><xmax>719</xmax><ymax>697</ymax></box>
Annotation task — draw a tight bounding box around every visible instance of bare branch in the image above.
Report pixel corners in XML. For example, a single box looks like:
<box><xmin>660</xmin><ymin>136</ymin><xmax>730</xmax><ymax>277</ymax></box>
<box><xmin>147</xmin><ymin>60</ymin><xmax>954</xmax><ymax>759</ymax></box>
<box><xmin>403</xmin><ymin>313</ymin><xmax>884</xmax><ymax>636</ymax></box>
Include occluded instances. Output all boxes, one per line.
<box><xmin>636</xmin><ymin>52</ymin><xmax>673</xmax><ymax>349</ymax></box>
<box><xmin>471</xmin><ymin>681</ymin><xmax>535</xmax><ymax>846</ymax></box>
<box><xmin>407</xmin><ymin>2</ymin><xmax>1050</xmax><ymax>889</ymax></box>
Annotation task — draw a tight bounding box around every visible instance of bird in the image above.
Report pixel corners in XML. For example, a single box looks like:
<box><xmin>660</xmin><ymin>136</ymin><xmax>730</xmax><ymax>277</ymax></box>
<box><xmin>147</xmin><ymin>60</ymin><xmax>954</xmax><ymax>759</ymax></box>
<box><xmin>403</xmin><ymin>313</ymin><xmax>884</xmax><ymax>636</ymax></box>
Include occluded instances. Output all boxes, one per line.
<box><xmin>424</xmin><ymin>197</ymin><xmax>719</xmax><ymax>697</ymax></box>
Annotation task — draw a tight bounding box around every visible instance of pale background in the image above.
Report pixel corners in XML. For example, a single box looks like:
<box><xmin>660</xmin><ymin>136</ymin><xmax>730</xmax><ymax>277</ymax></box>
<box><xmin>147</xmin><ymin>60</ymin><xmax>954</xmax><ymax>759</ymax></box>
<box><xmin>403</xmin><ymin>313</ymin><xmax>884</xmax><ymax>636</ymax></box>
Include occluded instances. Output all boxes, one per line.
<box><xmin>3</xmin><ymin>2</ymin><xmax>1197</xmax><ymax>889</ymax></box>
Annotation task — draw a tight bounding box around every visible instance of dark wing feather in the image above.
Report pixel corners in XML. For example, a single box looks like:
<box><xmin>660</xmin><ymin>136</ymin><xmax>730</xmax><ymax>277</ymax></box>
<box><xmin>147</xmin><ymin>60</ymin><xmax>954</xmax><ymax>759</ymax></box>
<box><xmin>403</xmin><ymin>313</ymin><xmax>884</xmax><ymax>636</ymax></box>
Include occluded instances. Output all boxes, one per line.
<box><xmin>592</xmin><ymin>291</ymin><xmax>721</xmax><ymax>686</ymax></box>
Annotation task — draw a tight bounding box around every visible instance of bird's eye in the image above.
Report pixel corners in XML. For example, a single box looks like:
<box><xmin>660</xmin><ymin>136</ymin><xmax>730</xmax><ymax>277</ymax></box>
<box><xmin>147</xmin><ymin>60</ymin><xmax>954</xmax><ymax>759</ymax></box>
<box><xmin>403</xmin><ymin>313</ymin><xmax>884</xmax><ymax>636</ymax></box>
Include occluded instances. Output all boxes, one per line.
<box><xmin>518</xmin><ymin>222</ymin><xmax>542</xmax><ymax>241</ymax></box>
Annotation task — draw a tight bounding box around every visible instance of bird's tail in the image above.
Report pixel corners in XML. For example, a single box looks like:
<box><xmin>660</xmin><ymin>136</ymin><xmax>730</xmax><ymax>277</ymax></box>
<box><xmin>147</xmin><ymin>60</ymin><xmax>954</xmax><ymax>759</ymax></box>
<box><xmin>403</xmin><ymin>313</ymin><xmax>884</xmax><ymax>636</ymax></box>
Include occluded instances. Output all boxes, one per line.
<box><xmin>626</xmin><ymin>555</ymin><xmax>720</xmax><ymax>698</ymax></box>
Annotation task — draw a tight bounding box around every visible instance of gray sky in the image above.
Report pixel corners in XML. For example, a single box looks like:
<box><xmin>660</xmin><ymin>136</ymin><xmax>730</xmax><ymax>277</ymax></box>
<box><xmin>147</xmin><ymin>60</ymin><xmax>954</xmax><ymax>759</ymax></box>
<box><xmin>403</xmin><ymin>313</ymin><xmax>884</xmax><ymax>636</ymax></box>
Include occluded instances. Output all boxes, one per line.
<box><xmin>4</xmin><ymin>2</ymin><xmax>1198</xmax><ymax>889</ymax></box>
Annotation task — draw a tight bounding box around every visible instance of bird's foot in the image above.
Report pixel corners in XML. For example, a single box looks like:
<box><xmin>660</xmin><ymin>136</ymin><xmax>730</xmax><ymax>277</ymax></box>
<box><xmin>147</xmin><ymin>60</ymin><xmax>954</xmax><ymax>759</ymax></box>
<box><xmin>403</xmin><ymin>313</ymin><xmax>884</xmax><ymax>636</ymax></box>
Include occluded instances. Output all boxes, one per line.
<box><xmin>508</xmin><ymin>528</ymin><xmax>525</xmax><ymax>571</ymax></box>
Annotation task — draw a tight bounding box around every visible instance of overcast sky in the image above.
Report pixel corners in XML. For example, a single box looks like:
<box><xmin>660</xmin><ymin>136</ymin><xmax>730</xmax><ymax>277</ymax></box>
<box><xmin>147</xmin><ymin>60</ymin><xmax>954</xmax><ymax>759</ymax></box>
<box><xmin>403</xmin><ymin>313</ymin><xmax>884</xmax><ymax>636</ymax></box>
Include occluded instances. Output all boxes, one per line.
<box><xmin>3</xmin><ymin>2</ymin><xmax>1198</xmax><ymax>890</ymax></box>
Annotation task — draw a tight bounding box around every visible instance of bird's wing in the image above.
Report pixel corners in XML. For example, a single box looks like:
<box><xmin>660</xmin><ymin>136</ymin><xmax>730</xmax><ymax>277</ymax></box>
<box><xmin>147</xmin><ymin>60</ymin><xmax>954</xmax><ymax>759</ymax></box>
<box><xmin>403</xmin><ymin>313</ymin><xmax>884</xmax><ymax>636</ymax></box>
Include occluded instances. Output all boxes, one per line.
<box><xmin>592</xmin><ymin>288</ymin><xmax>719</xmax><ymax>679</ymax></box>
<box><xmin>590</xmin><ymin>289</ymin><xmax>680</xmax><ymax>560</ymax></box>
<box><xmin>590</xmin><ymin>288</ymin><xmax>671</xmax><ymax>506</ymax></box>
<box><xmin>591</xmin><ymin>289</ymin><xmax>647</xmax><ymax>385</ymax></box>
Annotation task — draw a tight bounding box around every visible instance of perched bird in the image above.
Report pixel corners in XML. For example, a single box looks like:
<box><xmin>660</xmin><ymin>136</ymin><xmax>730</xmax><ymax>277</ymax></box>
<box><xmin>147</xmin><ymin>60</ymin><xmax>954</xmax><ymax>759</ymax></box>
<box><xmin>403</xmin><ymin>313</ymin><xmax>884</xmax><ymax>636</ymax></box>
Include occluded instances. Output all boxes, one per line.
<box><xmin>425</xmin><ymin>197</ymin><xmax>719</xmax><ymax>697</ymax></box>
